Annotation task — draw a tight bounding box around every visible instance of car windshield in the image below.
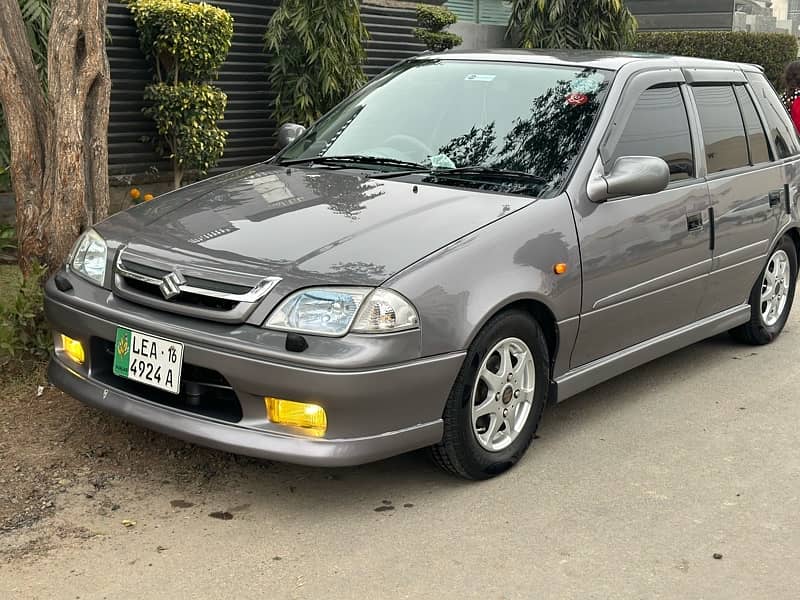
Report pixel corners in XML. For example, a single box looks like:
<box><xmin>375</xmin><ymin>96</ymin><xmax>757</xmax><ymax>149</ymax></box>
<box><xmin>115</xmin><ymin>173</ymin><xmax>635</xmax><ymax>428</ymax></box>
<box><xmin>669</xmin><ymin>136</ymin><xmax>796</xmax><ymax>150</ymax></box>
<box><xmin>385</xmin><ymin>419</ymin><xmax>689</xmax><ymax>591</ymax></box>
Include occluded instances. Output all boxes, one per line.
<box><xmin>279</xmin><ymin>59</ymin><xmax>612</xmax><ymax>196</ymax></box>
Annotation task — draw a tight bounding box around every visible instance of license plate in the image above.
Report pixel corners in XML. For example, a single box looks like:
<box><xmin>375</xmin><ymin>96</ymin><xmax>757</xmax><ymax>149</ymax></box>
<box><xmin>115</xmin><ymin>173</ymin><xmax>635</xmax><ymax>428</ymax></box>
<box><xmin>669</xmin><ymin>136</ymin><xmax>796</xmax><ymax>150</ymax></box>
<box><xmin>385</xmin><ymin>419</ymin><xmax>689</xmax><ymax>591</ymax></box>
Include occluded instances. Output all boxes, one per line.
<box><xmin>112</xmin><ymin>328</ymin><xmax>183</xmax><ymax>394</ymax></box>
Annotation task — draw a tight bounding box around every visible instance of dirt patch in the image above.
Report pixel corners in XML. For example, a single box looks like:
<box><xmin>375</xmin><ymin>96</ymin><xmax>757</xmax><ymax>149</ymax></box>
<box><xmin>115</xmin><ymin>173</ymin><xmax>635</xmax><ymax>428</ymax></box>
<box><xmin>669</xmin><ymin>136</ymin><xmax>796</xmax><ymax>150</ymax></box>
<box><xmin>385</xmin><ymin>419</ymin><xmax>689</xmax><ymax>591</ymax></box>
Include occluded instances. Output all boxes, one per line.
<box><xmin>0</xmin><ymin>360</ymin><xmax>270</xmax><ymax>561</ymax></box>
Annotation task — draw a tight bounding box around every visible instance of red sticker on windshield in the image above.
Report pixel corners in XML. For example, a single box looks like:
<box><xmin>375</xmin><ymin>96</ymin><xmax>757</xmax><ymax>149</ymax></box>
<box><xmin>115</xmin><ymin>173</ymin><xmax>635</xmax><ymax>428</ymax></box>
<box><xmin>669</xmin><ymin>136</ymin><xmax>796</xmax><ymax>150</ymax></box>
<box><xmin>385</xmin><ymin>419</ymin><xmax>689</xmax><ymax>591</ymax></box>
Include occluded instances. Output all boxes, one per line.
<box><xmin>565</xmin><ymin>92</ymin><xmax>589</xmax><ymax>106</ymax></box>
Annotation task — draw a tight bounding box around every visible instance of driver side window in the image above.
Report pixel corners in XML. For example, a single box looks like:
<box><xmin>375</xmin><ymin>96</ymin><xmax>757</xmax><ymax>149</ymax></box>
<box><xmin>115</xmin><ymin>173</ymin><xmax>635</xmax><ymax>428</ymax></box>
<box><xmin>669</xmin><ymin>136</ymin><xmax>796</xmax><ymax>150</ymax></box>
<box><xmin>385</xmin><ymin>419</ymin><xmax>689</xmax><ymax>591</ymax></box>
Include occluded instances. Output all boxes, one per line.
<box><xmin>609</xmin><ymin>85</ymin><xmax>695</xmax><ymax>182</ymax></box>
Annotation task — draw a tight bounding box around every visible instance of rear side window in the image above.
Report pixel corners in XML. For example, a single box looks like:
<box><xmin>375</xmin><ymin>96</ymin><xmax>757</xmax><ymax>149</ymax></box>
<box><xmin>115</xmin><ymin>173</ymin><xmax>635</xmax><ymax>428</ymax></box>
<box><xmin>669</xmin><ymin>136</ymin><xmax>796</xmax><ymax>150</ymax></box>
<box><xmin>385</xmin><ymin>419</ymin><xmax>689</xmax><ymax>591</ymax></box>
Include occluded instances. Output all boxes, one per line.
<box><xmin>692</xmin><ymin>85</ymin><xmax>749</xmax><ymax>174</ymax></box>
<box><xmin>734</xmin><ymin>85</ymin><xmax>771</xmax><ymax>164</ymax></box>
<box><xmin>609</xmin><ymin>85</ymin><xmax>694</xmax><ymax>181</ymax></box>
<box><xmin>746</xmin><ymin>71</ymin><xmax>800</xmax><ymax>159</ymax></box>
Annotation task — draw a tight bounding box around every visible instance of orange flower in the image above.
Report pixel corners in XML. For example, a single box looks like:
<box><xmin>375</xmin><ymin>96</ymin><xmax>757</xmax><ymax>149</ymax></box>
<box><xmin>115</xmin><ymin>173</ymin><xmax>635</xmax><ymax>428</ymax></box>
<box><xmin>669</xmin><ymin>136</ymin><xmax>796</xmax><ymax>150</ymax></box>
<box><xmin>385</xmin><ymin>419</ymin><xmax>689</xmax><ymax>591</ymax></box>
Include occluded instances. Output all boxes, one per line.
<box><xmin>130</xmin><ymin>188</ymin><xmax>141</xmax><ymax>200</ymax></box>
<box><xmin>143</xmin><ymin>193</ymin><xmax>154</xmax><ymax>202</ymax></box>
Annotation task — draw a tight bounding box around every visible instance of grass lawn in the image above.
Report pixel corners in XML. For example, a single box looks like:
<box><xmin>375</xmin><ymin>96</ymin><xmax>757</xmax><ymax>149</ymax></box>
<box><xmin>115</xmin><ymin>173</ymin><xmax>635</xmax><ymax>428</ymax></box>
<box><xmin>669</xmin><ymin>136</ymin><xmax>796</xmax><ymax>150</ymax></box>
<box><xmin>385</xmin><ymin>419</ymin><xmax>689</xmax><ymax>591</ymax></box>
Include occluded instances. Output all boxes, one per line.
<box><xmin>0</xmin><ymin>260</ymin><xmax>45</xmax><ymax>387</ymax></box>
<box><xmin>0</xmin><ymin>262</ymin><xmax>21</xmax><ymax>306</ymax></box>
<box><xmin>0</xmin><ymin>260</ymin><xmax>44</xmax><ymax>383</ymax></box>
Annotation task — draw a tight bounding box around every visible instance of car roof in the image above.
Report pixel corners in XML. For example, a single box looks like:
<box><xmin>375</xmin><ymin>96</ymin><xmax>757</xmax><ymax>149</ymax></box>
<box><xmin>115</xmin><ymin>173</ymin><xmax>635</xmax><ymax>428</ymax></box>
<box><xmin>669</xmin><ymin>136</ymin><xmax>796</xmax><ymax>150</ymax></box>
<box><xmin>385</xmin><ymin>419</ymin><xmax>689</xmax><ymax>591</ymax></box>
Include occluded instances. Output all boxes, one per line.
<box><xmin>419</xmin><ymin>48</ymin><xmax>763</xmax><ymax>73</ymax></box>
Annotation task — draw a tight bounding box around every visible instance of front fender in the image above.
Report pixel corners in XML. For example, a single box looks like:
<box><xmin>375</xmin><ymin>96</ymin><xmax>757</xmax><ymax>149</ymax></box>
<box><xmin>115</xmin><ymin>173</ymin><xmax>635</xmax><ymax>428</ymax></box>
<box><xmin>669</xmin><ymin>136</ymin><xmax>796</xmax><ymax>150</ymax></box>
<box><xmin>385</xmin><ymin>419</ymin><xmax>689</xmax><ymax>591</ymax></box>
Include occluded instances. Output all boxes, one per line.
<box><xmin>386</xmin><ymin>194</ymin><xmax>581</xmax><ymax>363</ymax></box>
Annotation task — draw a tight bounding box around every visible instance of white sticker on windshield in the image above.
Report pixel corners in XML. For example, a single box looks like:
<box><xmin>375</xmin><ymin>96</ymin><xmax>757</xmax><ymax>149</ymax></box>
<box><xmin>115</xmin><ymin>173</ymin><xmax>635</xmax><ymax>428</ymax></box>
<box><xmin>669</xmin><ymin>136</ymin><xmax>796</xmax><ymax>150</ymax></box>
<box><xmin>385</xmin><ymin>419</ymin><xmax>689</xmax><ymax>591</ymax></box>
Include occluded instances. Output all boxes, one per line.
<box><xmin>465</xmin><ymin>74</ymin><xmax>496</xmax><ymax>82</ymax></box>
<box><xmin>569</xmin><ymin>73</ymin><xmax>604</xmax><ymax>95</ymax></box>
<box><xmin>427</xmin><ymin>154</ymin><xmax>456</xmax><ymax>169</ymax></box>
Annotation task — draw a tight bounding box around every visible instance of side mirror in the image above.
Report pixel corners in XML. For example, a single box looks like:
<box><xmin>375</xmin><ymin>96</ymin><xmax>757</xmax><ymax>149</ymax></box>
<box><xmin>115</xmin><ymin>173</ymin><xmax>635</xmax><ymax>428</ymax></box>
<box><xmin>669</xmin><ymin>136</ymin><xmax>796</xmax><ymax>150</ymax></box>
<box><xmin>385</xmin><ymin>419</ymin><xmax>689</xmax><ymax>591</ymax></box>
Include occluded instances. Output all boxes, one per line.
<box><xmin>277</xmin><ymin>123</ymin><xmax>307</xmax><ymax>149</ymax></box>
<box><xmin>587</xmin><ymin>156</ymin><xmax>670</xmax><ymax>203</ymax></box>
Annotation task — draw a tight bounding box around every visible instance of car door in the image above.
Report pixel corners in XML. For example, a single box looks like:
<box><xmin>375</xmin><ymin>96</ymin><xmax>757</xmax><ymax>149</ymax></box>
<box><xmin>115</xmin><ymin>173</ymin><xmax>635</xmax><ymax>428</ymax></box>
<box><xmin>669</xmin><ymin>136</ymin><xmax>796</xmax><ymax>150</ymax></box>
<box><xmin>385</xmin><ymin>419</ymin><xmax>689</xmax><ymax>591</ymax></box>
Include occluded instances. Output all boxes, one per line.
<box><xmin>570</xmin><ymin>71</ymin><xmax>713</xmax><ymax>368</ymax></box>
<box><xmin>685</xmin><ymin>74</ymin><xmax>789</xmax><ymax>317</ymax></box>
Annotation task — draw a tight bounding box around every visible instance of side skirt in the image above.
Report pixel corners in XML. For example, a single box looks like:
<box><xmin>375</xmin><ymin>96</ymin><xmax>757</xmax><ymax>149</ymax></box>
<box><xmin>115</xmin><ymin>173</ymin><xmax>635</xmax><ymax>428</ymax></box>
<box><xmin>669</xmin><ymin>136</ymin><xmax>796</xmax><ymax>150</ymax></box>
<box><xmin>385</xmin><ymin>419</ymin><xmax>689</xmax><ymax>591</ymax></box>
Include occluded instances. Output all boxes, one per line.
<box><xmin>552</xmin><ymin>304</ymin><xmax>750</xmax><ymax>403</ymax></box>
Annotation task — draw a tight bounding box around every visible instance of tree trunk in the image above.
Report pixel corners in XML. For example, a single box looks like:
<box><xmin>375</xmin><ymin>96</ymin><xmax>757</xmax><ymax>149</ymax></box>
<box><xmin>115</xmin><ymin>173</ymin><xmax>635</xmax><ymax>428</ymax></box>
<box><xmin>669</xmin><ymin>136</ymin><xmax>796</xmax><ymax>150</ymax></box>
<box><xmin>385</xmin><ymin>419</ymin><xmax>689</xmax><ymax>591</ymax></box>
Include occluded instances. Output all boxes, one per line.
<box><xmin>172</xmin><ymin>145</ymin><xmax>183</xmax><ymax>190</ymax></box>
<box><xmin>0</xmin><ymin>0</ymin><xmax>110</xmax><ymax>277</ymax></box>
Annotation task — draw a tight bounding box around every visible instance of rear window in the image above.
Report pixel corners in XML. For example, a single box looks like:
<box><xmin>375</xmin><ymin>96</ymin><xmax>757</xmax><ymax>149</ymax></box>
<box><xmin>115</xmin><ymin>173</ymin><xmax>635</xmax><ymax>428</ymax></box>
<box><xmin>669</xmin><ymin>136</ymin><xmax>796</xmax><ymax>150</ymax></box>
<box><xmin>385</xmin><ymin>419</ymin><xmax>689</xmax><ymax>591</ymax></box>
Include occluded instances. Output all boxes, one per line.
<box><xmin>734</xmin><ymin>85</ymin><xmax>771</xmax><ymax>164</ymax></box>
<box><xmin>692</xmin><ymin>85</ymin><xmax>749</xmax><ymax>174</ymax></box>
<box><xmin>746</xmin><ymin>72</ymin><xmax>800</xmax><ymax>159</ymax></box>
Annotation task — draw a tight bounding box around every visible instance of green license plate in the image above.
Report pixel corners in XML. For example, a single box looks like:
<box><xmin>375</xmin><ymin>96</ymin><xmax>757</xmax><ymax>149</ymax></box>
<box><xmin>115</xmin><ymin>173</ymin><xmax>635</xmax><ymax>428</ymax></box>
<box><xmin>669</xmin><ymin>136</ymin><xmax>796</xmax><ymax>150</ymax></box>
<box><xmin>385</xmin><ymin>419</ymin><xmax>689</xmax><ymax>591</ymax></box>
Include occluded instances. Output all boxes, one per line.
<box><xmin>113</xmin><ymin>328</ymin><xmax>184</xmax><ymax>395</ymax></box>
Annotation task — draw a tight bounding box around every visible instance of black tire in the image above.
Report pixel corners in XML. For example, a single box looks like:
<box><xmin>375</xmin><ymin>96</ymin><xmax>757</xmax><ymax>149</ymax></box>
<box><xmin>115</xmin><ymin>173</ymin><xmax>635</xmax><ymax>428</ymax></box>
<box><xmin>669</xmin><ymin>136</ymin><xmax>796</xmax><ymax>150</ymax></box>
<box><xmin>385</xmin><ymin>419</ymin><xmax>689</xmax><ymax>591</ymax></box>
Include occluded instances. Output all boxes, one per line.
<box><xmin>730</xmin><ymin>236</ymin><xmax>797</xmax><ymax>345</ymax></box>
<box><xmin>428</xmin><ymin>310</ymin><xmax>549</xmax><ymax>480</ymax></box>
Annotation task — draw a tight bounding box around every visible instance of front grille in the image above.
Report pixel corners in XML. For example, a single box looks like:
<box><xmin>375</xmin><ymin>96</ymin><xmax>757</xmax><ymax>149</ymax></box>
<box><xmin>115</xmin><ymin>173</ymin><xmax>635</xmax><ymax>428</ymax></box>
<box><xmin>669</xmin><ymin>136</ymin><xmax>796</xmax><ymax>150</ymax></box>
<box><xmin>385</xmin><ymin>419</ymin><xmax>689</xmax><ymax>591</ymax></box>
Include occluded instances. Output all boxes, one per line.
<box><xmin>118</xmin><ymin>259</ymin><xmax>253</xmax><ymax>296</ymax></box>
<box><xmin>111</xmin><ymin>247</ymin><xmax>282</xmax><ymax>323</ymax></box>
<box><xmin>123</xmin><ymin>277</ymin><xmax>239</xmax><ymax>312</ymax></box>
<box><xmin>91</xmin><ymin>338</ymin><xmax>243</xmax><ymax>423</ymax></box>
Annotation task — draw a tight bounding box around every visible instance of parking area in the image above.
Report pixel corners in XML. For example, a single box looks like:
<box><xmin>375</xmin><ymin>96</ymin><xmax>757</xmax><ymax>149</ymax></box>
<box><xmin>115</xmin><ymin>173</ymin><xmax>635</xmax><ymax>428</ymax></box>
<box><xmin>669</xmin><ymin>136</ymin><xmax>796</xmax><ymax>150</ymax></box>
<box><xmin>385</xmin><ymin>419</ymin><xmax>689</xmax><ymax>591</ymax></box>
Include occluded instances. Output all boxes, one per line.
<box><xmin>2</xmin><ymin>311</ymin><xmax>800</xmax><ymax>598</ymax></box>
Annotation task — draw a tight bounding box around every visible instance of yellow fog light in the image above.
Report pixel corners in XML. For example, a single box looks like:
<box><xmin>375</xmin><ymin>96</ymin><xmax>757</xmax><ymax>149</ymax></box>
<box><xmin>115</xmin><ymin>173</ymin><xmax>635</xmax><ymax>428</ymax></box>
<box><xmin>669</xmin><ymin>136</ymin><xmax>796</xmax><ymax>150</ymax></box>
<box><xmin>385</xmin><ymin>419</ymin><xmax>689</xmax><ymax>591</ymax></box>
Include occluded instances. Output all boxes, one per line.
<box><xmin>60</xmin><ymin>334</ymin><xmax>85</xmax><ymax>365</ymax></box>
<box><xmin>265</xmin><ymin>397</ymin><xmax>327</xmax><ymax>435</ymax></box>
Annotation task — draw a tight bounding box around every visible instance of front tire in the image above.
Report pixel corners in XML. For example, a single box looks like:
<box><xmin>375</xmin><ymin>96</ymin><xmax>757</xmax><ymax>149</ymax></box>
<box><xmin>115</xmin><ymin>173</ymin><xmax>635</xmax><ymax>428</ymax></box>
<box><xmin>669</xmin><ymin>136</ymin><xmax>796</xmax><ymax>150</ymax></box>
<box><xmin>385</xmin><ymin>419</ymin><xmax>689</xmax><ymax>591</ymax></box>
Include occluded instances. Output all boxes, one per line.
<box><xmin>730</xmin><ymin>236</ymin><xmax>797</xmax><ymax>345</ymax></box>
<box><xmin>429</xmin><ymin>311</ymin><xmax>549</xmax><ymax>480</ymax></box>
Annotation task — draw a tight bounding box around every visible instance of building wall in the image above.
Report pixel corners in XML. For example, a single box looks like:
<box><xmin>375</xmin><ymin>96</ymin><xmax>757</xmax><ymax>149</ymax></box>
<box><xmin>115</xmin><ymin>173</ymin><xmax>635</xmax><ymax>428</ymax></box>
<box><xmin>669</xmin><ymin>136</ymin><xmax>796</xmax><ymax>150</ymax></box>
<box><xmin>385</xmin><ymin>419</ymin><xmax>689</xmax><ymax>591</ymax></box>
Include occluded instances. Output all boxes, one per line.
<box><xmin>446</xmin><ymin>0</ymin><xmax>512</xmax><ymax>25</ymax></box>
<box><xmin>450</xmin><ymin>21</ymin><xmax>509</xmax><ymax>49</ymax></box>
<box><xmin>627</xmin><ymin>0</ymin><xmax>736</xmax><ymax>31</ymax></box>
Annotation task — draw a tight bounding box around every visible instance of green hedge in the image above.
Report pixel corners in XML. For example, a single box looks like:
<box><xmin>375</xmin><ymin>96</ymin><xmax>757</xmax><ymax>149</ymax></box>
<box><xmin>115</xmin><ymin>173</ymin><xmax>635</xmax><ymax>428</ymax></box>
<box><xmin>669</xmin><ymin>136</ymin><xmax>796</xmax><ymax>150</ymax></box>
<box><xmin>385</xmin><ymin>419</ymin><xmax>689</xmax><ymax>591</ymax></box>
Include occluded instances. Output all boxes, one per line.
<box><xmin>632</xmin><ymin>31</ymin><xmax>798</xmax><ymax>91</ymax></box>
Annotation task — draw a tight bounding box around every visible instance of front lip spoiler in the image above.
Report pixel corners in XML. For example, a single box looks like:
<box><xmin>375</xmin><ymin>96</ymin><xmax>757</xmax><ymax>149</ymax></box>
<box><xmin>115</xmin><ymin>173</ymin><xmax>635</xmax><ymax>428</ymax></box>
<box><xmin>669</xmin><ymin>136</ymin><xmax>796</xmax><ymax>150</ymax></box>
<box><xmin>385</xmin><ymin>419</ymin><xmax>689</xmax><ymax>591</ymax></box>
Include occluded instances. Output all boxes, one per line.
<box><xmin>48</xmin><ymin>357</ymin><xmax>444</xmax><ymax>468</ymax></box>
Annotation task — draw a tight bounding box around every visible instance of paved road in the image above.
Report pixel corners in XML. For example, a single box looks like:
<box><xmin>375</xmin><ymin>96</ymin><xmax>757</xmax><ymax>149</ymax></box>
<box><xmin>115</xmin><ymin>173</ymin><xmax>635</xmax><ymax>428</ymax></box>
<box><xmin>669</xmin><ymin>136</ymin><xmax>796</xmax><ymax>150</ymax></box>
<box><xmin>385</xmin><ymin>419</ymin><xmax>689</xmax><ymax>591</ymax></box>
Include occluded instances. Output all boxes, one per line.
<box><xmin>4</xmin><ymin>313</ymin><xmax>800</xmax><ymax>599</ymax></box>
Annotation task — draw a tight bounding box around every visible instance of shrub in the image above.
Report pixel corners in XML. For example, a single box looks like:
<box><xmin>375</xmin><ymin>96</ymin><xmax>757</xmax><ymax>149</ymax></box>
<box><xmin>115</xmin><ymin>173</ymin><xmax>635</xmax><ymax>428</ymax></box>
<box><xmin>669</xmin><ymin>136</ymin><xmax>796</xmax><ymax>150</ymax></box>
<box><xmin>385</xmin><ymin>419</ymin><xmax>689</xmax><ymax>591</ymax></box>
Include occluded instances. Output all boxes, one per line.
<box><xmin>414</xmin><ymin>4</ymin><xmax>462</xmax><ymax>52</ymax></box>
<box><xmin>128</xmin><ymin>0</ymin><xmax>232</xmax><ymax>81</ymax></box>
<box><xmin>0</xmin><ymin>224</ymin><xmax>16</xmax><ymax>253</ymax></box>
<box><xmin>0</xmin><ymin>261</ymin><xmax>50</xmax><ymax>361</ymax></box>
<box><xmin>143</xmin><ymin>82</ymin><xmax>228</xmax><ymax>181</ymax></box>
<box><xmin>632</xmin><ymin>31</ymin><xmax>798</xmax><ymax>91</ymax></box>
<box><xmin>510</xmin><ymin>0</ymin><xmax>637</xmax><ymax>50</ymax></box>
<box><xmin>265</xmin><ymin>0</ymin><xmax>368</xmax><ymax>127</ymax></box>
<box><xmin>128</xmin><ymin>0</ymin><xmax>233</xmax><ymax>188</ymax></box>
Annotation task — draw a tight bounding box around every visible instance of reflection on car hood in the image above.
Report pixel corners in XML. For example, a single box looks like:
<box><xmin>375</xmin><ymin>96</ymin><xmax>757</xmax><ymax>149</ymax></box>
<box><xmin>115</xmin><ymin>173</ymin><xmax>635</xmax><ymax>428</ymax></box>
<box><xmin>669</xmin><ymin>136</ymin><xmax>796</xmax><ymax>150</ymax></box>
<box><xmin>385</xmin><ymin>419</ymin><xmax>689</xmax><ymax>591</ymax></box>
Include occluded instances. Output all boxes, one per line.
<box><xmin>102</xmin><ymin>163</ymin><xmax>537</xmax><ymax>286</ymax></box>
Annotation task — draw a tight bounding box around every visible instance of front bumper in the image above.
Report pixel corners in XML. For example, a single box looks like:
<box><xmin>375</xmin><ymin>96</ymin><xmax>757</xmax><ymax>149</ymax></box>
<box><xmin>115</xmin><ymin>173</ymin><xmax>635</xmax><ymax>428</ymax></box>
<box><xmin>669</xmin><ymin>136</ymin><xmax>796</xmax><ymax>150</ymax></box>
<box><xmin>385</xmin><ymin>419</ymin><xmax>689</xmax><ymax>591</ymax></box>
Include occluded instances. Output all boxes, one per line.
<box><xmin>45</xmin><ymin>276</ymin><xmax>465</xmax><ymax>467</ymax></box>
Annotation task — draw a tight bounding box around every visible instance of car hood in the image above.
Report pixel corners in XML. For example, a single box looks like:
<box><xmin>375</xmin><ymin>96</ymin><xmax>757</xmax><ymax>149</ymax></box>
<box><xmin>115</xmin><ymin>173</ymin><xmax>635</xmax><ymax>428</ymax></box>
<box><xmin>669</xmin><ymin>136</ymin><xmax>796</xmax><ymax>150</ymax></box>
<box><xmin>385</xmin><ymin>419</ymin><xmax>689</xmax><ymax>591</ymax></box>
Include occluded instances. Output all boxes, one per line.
<box><xmin>102</xmin><ymin>163</ymin><xmax>536</xmax><ymax>287</ymax></box>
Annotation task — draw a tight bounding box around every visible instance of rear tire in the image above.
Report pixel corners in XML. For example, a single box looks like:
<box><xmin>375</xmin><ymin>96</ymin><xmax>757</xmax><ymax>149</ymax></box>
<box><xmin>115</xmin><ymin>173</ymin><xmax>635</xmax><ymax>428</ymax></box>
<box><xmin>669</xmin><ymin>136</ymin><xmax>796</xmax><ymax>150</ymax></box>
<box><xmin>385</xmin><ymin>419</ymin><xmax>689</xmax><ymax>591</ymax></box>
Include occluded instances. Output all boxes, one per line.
<box><xmin>730</xmin><ymin>236</ymin><xmax>797</xmax><ymax>345</ymax></box>
<box><xmin>428</xmin><ymin>310</ymin><xmax>549</xmax><ymax>480</ymax></box>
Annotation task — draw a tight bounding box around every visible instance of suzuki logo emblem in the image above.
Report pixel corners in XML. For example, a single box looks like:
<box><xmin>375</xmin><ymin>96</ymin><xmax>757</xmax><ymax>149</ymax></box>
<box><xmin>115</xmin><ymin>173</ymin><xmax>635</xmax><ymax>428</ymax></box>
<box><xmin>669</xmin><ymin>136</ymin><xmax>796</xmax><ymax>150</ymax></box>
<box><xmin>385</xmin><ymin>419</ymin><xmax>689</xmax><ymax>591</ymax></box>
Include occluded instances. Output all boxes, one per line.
<box><xmin>159</xmin><ymin>270</ymin><xmax>186</xmax><ymax>300</ymax></box>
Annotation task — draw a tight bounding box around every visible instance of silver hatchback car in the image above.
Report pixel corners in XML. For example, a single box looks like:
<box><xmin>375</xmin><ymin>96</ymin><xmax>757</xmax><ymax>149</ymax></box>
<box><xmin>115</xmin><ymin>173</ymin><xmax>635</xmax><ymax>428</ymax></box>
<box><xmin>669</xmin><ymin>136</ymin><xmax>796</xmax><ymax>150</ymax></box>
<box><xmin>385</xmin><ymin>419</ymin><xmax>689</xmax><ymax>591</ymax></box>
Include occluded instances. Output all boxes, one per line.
<box><xmin>46</xmin><ymin>50</ymin><xmax>800</xmax><ymax>479</ymax></box>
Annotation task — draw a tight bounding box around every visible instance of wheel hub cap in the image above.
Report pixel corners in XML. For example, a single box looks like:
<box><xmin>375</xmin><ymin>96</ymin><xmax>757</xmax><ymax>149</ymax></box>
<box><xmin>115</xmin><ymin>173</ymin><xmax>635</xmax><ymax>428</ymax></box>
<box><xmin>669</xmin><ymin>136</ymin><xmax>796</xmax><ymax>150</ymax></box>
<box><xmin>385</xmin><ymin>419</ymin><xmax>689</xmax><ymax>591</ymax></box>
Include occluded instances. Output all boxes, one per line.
<box><xmin>501</xmin><ymin>385</ymin><xmax>514</xmax><ymax>405</ymax></box>
<box><xmin>471</xmin><ymin>337</ymin><xmax>536</xmax><ymax>452</ymax></box>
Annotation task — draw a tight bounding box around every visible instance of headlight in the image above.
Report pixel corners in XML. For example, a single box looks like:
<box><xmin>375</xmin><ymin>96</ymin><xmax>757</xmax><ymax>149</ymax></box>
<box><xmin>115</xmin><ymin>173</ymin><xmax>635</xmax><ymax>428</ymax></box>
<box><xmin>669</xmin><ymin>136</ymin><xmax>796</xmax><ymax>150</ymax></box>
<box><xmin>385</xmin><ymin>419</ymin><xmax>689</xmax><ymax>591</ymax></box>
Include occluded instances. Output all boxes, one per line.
<box><xmin>69</xmin><ymin>229</ymin><xmax>107</xmax><ymax>285</ymax></box>
<box><xmin>266</xmin><ymin>287</ymin><xmax>419</xmax><ymax>336</ymax></box>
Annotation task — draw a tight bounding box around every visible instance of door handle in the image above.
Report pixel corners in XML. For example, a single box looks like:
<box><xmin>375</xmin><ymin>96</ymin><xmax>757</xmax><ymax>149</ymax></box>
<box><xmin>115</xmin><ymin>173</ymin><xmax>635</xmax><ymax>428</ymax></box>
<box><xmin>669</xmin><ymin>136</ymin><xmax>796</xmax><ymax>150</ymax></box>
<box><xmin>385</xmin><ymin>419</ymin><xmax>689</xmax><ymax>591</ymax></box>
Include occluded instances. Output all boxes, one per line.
<box><xmin>769</xmin><ymin>190</ymin><xmax>782</xmax><ymax>208</ymax></box>
<box><xmin>687</xmin><ymin>213</ymin><xmax>704</xmax><ymax>232</ymax></box>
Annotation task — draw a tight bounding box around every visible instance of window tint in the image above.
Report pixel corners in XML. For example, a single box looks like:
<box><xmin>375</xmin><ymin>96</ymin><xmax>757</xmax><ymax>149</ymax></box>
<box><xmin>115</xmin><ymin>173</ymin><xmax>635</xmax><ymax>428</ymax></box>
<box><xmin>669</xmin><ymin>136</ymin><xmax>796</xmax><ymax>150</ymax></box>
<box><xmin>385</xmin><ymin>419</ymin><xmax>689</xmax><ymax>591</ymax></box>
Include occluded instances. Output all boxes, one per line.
<box><xmin>609</xmin><ymin>85</ymin><xmax>694</xmax><ymax>181</ymax></box>
<box><xmin>692</xmin><ymin>85</ymin><xmax>749</xmax><ymax>174</ymax></box>
<box><xmin>746</xmin><ymin>72</ymin><xmax>800</xmax><ymax>158</ymax></box>
<box><xmin>734</xmin><ymin>85</ymin><xmax>771</xmax><ymax>164</ymax></box>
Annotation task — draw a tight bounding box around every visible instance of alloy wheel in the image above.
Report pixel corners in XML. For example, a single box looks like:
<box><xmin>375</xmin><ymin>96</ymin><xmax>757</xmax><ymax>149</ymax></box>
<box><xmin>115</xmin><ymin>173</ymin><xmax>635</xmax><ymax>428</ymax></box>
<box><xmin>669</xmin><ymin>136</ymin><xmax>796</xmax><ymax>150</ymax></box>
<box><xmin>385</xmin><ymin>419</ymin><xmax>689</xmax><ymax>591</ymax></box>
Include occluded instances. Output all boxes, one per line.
<box><xmin>471</xmin><ymin>337</ymin><xmax>535</xmax><ymax>452</ymax></box>
<box><xmin>761</xmin><ymin>249</ymin><xmax>791</xmax><ymax>327</ymax></box>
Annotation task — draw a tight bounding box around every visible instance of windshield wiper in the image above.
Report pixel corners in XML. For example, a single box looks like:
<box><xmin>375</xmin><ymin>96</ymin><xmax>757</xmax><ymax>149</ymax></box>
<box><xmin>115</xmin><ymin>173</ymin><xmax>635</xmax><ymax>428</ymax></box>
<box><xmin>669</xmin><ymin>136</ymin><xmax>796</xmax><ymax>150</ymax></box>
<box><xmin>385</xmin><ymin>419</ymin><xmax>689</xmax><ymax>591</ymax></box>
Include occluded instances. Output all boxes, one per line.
<box><xmin>371</xmin><ymin>165</ymin><xmax>548</xmax><ymax>185</ymax></box>
<box><xmin>278</xmin><ymin>155</ymin><xmax>425</xmax><ymax>170</ymax></box>
<box><xmin>432</xmin><ymin>166</ymin><xmax>548</xmax><ymax>184</ymax></box>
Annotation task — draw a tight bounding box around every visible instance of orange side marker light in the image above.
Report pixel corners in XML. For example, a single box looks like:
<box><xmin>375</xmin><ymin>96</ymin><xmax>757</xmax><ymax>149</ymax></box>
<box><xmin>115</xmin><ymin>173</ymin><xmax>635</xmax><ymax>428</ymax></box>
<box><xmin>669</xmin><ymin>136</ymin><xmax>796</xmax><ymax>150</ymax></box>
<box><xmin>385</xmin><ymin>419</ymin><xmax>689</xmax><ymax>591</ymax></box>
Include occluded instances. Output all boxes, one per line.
<box><xmin>554</xmin><ymin>263</ymin><xmax>568</xmax><ymax>275</ymax></box>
